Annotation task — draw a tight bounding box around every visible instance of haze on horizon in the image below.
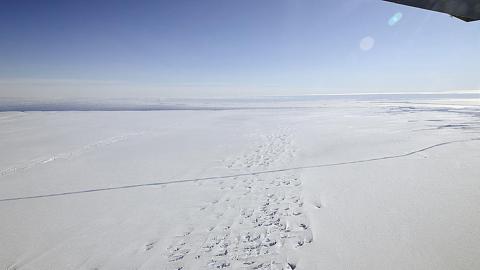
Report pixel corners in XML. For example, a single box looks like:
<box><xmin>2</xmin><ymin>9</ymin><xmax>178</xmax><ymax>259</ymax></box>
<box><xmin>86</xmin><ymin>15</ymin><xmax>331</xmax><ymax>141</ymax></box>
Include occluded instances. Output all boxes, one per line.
<box><xmin>1</xmin><ymin>0</ymin><xmax>479</xmax><ymax>99</ymax></box>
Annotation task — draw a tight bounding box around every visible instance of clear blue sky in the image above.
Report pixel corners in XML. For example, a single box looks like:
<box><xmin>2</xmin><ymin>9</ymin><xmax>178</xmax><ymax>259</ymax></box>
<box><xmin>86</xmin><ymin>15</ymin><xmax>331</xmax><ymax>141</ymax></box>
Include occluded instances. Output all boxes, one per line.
<box><xmin>0</xmin><ymin>0</ymin><xmax>479</xmax><ymax>98</ymax></box>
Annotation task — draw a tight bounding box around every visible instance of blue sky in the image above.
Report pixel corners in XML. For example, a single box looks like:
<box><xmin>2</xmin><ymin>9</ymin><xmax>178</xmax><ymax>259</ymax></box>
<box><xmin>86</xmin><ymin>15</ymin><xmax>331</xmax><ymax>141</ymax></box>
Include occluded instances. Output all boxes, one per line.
<box><xmin>0</xmin><ymin>0</ymin><xmax>479</xmax><ymax>98</ymax></box>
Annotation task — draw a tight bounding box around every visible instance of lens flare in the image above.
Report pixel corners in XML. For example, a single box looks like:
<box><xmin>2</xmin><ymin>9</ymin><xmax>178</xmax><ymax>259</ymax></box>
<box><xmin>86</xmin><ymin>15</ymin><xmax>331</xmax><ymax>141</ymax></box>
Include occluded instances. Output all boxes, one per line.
<box><xmin>388</xmin><ymin>12</ymin><xmax>403</xmax><ymax>26</ymax></box>
<box><xmin>360</xmin><ymin>36</ymin><xmax>375</xmax><ymax>51</ymax></box>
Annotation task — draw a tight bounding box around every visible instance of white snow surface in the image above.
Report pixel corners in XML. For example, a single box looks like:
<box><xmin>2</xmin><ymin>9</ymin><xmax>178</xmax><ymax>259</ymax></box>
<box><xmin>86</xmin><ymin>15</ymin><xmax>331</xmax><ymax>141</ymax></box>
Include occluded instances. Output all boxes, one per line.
<box><xmin>0</xmin><ymin>98</ymin><xmax>479</xmax><ymax>270</ymax></box>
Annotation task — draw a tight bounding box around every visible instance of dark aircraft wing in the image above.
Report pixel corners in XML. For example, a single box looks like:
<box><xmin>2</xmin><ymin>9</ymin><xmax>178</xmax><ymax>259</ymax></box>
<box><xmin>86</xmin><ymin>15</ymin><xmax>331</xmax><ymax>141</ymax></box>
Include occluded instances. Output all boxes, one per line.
<box><xmin>384</xmin><ymin>0</ymin><xmax>480</xmax><ymax>21</ymax></box>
